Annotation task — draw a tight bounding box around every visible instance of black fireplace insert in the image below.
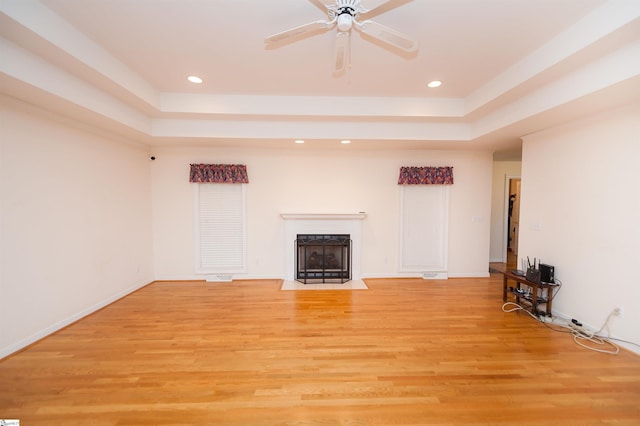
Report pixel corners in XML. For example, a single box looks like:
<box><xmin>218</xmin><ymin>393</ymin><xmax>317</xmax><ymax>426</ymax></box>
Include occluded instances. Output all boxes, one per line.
<box><xmin>296</xmin><ymin>234</ymin><xmax>351</xmax><ymax>284</ymax></box>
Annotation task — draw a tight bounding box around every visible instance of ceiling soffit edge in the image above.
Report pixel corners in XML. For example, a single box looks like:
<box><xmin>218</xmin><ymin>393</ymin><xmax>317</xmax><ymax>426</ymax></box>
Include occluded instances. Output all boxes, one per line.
<box><xmin>1</xmin><ymin>0</ymin><xmax>638</xmax><ymax>154</ymax></box>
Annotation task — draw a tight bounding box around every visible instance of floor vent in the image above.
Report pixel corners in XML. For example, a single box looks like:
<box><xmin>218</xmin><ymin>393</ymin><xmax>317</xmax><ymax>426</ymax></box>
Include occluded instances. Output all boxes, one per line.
<box><xmin>206</xmin><ymin>274</ymin><xmax>233</xmax><ymax>282</ymax></box>
<box><xmin>422</xmin><ymin>272</ymin><xmax>448</xmax><ymax>280</ymax></box>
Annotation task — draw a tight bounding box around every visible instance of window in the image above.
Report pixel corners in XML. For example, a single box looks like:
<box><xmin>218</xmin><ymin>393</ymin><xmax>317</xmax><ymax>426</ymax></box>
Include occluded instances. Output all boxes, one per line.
<box><xmin>194</xmin><ymin>183</ymin><xmax>246</xmax><ymax>274</ymax></box>
<box><xmin>399</xmin><ymin>185</ymin><xmax>449</xmax><ymax>272</ymax></box>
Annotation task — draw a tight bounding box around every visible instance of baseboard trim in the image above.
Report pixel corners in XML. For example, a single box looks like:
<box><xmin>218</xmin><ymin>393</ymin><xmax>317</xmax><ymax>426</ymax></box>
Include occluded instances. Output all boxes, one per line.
<box><xmin>362</xmin><ymin>272</ymin><xmax>490</xmax><ymax>279</ymax></box>
<box><xmin>154</xmin><ymin>274</ymin><xmax>284</xmax><ymax>282</ymax></box>
<box><xmin>550</xmin><ymin>308</ymin><xmax>639</xmax><ymax>355</ymax></box>
<box><xmin>448</xmin><ymin>272</ymin><xmax>491</xmax><ymax>278</ymax></box>
<box><xmin>0</xmin><ymin>279</ymin><xmax>152</xmax><ymax>360</ymax></box>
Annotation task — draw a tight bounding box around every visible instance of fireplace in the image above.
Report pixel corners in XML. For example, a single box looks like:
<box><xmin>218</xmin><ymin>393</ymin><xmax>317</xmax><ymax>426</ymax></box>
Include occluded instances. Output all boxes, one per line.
<box><xmin>296</xmin><ymin>234</ymin><xmax>351</xmax><ymax>284</ymax></box>
<box><xmin>281</xmin><ymin>213</ymin><xmax>366</xmax><ymax>283</ymax></box>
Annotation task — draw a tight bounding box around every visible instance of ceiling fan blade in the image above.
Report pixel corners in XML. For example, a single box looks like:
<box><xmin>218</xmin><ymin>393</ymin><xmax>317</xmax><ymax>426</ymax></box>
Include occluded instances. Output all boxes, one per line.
<box><xmin>358</xmin><ymin>20</ymin><xmax>418</xmax><ymax>52</ymax></box>
<box><xmin>359</xmin><ymin>0</ymin><xmax>392</xmax><ymax>14</ymax></box>
<box><xmin>265</xmin><ymin>20</ymin><xmax>330</xmax><ymax>44</ymax></box>
<box><xmin>334</xmin><ymin>31</ymin><xmax>350</xmax><ymax>73</ymax></box>
<box><xmin>359</xmin><ymin>0</ymin><xmax>414</xmax><ymax>19</ymax></box>
<box><xmin>313</xmin><ymin>0</ymin><xmax>335</xmax><ymax>12</ymax></box>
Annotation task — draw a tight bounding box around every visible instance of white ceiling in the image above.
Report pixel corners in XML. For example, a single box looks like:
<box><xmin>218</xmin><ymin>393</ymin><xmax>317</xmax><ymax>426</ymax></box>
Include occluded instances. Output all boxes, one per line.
<box><xmin>1</xmin><ymin>0</ymin><xmax>639</xmax><ymax>159</ymax></box>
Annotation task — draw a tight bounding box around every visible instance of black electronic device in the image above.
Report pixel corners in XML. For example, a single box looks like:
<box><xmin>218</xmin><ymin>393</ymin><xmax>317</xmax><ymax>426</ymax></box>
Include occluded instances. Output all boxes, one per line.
<box><xmin>540</xmin><ymin>263</ymin><xmax>555</xmax><ymax>284</ymax></box>
<box><xmin>525</xmin><ymin>256</ymin><xmax>540</xmax><ymax>283</ymax></box>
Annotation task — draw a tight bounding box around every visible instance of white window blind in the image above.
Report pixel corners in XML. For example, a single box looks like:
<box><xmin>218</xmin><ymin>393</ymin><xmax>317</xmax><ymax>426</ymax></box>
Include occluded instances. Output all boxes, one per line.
<box><xmin>195</xmin><ymin>183</ymin><xmax>246</xmax><ymax>273</ymax></box>
<box><xmin>399</xmin><ymin>185</ymin><xmax>449</xmax><ymax>272</ymax></box>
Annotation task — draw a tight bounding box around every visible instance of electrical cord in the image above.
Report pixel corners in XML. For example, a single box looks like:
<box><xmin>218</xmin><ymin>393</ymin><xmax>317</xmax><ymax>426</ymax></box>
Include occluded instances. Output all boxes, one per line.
<box><xmin>548</xmin><ymin>278</ymin><xmax>562</xmax><ymax>303</ymax></box>
<box><xmin>502</xmin><ymin>301</ymin><xmax>568</xmax><ymax>333</ymax></box>
<box><xmin>506</xmin><ymin>279</ymin><xmax>561</xmax><ymax>309</ymax></box>
<box><xmin>588</xmin><ymin>307</ymin><xmax>640</xmax><ymax>350</ymax></box>
<box><xmin>572</xmin><ymin>330</ymin><xmax>619</xmax><ymax>355</ymax></box>
<box><xmin>502</xmin><ymin>277</ymin><xmax>640</xmax><ymax>354</ymax></box>
<box><xmin>607</xmin><ymin>337</ymin><xmax>640</xmax><ymax>349</ymax></box>
<box><xmin>571</xmin><ymin>310</ymin><xmax>620</xmax><ymax>355</ymax></box>
<box><xmin>501</xmin><ymin>298</ymin><xmax>623</xmax><ymax>355</ymax></box>
<box><xmin>501</xmin><ymin>301</ymin><xmax>541</xmax><ymax>321</ymax></box>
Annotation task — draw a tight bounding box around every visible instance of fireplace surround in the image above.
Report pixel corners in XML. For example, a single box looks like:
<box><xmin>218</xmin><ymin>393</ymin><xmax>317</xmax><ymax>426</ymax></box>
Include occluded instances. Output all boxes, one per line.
<box><xmin>281</xmin><ymin>213</ymin><xmax>366</xmax><ymax>283</ymax></box>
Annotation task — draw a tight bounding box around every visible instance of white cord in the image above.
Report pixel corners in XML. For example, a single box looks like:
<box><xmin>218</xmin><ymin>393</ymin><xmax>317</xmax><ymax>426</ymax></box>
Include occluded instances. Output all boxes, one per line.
<box><xmin>577</xmin><ymin>310</ymin><xmax>620</xmax><ymax>355</ymax></box>
<box><xmin>572</xmin><ymin>331</ymin><xmax>619</xmax><ymax>355</ymax></box>
<box><xmin>501</xmin><ymin>301</ymin><xmax>540</xmax><ymax>320</ymax></box>
<box><xmin>501</xmin><ymin>301</ymin><xmax>621</xmax><ymax>355</ymax></box>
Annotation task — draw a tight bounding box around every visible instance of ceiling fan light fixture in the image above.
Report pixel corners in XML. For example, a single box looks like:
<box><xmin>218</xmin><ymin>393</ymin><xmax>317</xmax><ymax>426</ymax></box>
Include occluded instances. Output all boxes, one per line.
<box><xmin>337</xmin><ymin>14</ymin><xmax>354</xmax><ymax>32</ymax></box>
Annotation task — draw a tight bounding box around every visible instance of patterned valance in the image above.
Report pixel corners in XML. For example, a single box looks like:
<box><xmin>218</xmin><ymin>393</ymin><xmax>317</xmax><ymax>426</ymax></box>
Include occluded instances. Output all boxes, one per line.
<box><xmin>189</xmin><ymin>164</ymin><xmax>249</xmax><ymax>184</ymax></box>
<box><xmin>398</xmin><ymin>166</ymin><xmax>454</xmax><ymax>185</ymax></box>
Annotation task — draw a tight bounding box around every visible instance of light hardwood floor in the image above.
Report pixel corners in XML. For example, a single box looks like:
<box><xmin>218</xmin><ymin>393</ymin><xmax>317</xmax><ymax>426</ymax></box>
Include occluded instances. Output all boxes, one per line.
<box><xmin>1</xmin><ymin>275</ymin><xmax>639</xmax><ymax>425</ymax></box>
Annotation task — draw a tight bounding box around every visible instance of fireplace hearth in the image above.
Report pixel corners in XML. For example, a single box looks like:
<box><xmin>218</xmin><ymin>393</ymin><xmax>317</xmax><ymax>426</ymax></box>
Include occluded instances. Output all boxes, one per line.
<box><xmin>296</xmin><ymin>234</ymin><xmax>351</xmax><ymax>284</ymax></box>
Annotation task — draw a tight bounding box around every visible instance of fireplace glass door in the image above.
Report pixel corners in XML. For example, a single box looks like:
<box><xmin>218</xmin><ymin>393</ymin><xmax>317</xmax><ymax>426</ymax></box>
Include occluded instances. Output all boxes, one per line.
<box><xmin>296</xmin><ymin>234</ymin><xmax>351</xmax><ymax>284</ymax></box>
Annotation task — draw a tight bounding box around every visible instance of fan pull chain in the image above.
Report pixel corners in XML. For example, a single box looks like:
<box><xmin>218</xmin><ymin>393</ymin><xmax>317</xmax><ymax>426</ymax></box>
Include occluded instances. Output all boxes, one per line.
<box><xmin>346</xmin><ymin>32</ymin><xmax>353</xmax><ymax>83</ymax></box>
<box><xmin>348</xmin><ymin>32</ymin><xmax>353</xmax><ymax>70</ymax></box>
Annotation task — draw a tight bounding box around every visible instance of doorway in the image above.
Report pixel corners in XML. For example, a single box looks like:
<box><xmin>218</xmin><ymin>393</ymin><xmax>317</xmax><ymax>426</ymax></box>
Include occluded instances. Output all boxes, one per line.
<box><xmin>504</xmin><ymin>177</ymin><xmax>521</xmax><ymax>268</ymax></box>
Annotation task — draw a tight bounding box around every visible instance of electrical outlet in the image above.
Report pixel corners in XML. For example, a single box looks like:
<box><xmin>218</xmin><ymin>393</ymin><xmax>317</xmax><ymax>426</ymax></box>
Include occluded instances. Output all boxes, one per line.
<box><xmin>613</xmin><ymin>306</ymin><xmax>623</xmax><ymax>317</ymax></box>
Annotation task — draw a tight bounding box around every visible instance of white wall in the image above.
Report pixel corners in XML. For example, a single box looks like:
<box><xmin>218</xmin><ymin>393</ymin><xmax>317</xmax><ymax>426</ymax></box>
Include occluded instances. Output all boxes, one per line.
<box><xmin>151</xmin><ymin>147</ymin><xmax>493</xmax><ymax>280</ymax></box>
<box><xmin>519</xmin><ymin>101</ymin><xmax>640</xmax><ymax>345</ymax></box>
<box><xmin>0</xmin><ymin>98</ymin><xmax>493</xmax><ymax>358</ymax></box>
<box><xmin>0</xmin><ymin>96</ymin><xmax>154</xmax><ymax>358</ymax></box>
<box><xmin>490</xmin><ymin>161</ymin><xmax>522</xmax><ymax>262</ymax></box>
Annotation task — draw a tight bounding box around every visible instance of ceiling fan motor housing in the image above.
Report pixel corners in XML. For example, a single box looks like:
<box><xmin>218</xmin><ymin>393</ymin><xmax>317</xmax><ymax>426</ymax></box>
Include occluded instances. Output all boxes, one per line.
<box><xmin>330</xmin><ymin>0</ymin><xmax>363</xmax><ymax>18</ymax></box>
<box><xmin>331</xmin><ymin>0</ymin><xmax>364</xmax><ymax>32</ymax></box>
<box><xmin>337</xmin><ymin>6</ymin><xmax>356</xmax><ymax>15</ymax></box>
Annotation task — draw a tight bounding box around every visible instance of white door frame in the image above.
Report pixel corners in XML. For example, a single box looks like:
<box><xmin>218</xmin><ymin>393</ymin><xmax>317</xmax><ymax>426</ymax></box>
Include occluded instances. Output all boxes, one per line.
<box><xmin>502</xmin><ymin>175</ymin><xmax>520</xmax><ymax>263</ymax></box>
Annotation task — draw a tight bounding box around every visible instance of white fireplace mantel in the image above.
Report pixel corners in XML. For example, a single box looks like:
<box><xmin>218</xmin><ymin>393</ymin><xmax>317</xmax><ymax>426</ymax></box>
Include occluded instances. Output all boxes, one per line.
<box><xmin>280</xmin><ymin>213</ymin><xmax>367</xmax><ymax>220</ymax></box>
<box><xmin>281</xmin><ymin>213</ymin><xmax>366</xmax><ymax>281</ymax></box>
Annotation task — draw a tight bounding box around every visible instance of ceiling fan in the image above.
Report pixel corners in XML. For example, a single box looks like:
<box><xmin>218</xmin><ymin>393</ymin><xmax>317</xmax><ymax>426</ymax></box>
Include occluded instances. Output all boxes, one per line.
<box><xmin>265</xmin><ymin>0</ymin><xmax>418</xmax><ymax>73</ymax></box>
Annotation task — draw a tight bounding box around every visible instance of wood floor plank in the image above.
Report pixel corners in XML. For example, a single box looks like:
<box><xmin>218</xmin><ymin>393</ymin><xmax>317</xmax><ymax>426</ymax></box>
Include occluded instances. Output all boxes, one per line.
<box><xmin>1</xmin><ymin>276</ymin><xmax>639</xmax><ymax>425</ymax></box>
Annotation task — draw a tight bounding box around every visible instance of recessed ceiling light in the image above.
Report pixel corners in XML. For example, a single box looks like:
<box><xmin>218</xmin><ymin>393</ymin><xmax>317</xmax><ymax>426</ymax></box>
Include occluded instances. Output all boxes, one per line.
<box><xmin>428</xmin><ymin>80</ymin><xmax>442</xmax><ymax>88</ymax></box>
<box><xmin>294</xmin><ymin>139</ymin><xmax>305</xmax><ymax>144</ymax></box>
<box><xmin>341</xmin><ymin>140</ymin><xmax>351</xmax><ymax>144</ymax></box>
<box><xmin>187</xmin><ymin>75</ymin><xmax>203</xmax><ymax>84</ymax></box>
